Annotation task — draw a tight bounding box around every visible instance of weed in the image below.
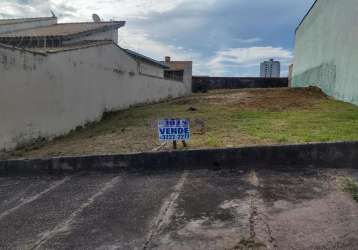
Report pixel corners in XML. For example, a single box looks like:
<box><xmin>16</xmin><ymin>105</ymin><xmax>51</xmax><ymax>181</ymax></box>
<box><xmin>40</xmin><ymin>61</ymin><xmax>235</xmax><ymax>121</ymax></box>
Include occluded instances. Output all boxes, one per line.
<box><xmin>206</xmin><ymin>135</ymin><xmax>221</xmax><ymax>147</ymax></box>
<box><xmin>231</xmin><ymin>237</ymin><xmax>266</xmax><ymax>250</ymax></box>
<box><xmin>340</xmin><ymin>177</ymin><xmax>358</xmax><ymax>202</ymax></box>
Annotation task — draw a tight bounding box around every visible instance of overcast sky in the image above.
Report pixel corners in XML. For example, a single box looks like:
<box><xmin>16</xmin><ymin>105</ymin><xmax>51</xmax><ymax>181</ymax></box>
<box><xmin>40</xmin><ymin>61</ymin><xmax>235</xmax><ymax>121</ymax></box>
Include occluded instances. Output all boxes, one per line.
<box><xmin>0</xmin><ymin>0</ymin><xmax>315</xmax><ymax>76</ymax></box>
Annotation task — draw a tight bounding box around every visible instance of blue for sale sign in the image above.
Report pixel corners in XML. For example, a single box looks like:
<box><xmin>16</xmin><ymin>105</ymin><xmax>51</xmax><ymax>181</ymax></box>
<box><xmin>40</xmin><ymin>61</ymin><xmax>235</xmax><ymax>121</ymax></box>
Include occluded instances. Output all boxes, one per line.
<box><xmin>158</xmin><ymin>119</ymin><xmax>190</xmax><ymax>142</ymax></box>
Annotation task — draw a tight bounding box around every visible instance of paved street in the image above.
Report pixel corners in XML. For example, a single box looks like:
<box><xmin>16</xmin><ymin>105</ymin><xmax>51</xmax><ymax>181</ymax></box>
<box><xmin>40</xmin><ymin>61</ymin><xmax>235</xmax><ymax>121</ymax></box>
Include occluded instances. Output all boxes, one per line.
<box><xmin>1</xmin><ymin>167</ymin><xmax>358</xmax><ymax>250</ymax></box>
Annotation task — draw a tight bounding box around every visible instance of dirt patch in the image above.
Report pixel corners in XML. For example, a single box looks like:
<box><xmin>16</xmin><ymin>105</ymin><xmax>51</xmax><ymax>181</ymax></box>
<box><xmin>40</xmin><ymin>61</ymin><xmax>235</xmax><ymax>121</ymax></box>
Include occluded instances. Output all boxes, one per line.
<box><xmin>192</xmin><ymin>87</ymin><xmax>327</xmax><ymax>111</ymax></box>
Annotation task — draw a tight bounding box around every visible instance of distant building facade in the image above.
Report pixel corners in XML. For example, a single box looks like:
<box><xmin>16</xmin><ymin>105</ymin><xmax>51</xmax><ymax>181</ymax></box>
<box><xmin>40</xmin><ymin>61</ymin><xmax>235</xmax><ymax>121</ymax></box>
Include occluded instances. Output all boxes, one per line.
<box><xmin>162</xmin><ymin>56</ymin><xmax>192</xmax><ymax>91</ymax></box>
<box><xmin>292</xmin><ymin>0</ymin><xmax>358</xmax><ymax>105</ymax></box>
<box><xmin>260</xmin><ymin>59</ymin><xmax>280</xmax><ymax>78</ymax></box>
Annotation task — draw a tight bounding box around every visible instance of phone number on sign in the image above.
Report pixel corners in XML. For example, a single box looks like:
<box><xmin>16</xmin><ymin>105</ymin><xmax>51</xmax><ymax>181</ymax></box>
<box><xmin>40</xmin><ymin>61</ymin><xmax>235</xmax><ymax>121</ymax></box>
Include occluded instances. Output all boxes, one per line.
<box><xmin>159</xmin><ymin>134</ymin><xmax>190</xmax><ymax>141</ymax></box>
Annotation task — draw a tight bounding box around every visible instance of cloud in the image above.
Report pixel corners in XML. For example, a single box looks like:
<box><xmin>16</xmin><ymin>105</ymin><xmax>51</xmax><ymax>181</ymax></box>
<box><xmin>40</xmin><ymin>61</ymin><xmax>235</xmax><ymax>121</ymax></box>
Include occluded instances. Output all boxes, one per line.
<box><xmin>0</xmin><ymin>0</ymin><xmax>50</xmax><ymax>18</ymax></box>
<box><xmin>0</xmin><ymin>0</ymin><xmax>202</xmax><ymax>58</ymax></box>
<box><xmin>117</xmin><ymin>28</ymin><xmax>200</xmax><ymax>62</ymax></box>
<box><xmin>1</xmin><ymin>0</ymin><xmax>214</xmax><ymax>21</ymax></box>
<box><xmin>211</xmin><ymin>47</ymin><xmax>293</xmax><ymax>65</ymax></box>
<box><xmin>0</xmin><ymin>0</ymin><xmax>180</xmax><ymax>20</ymax></box>
<box><xmin>207</xmin><ymin>47</ymin><xmax>293</xmax><ymax>76</ymax></box>
<box><xmin>0</xmin><ymin>0</ymin><xmax>315</xmax><ymax>76</ymax></box>
<box><xmin>234</xmin><ymin>37</ymin><xmax>262</xmax><ymax>44</ymax></box>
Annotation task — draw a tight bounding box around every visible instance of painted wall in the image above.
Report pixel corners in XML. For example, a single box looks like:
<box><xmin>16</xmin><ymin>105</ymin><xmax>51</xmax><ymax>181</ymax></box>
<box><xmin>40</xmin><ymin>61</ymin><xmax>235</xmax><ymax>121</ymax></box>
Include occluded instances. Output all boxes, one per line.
<box><xmin>0</xmin><ymin>43</ymin><xmax>190</xmax><ymax>150</ymax></box>
<box><xmin>181</xmin><ymin>62</ymin><xmax>193</xmax><ymax>94</ymax></box>
<box><xmin>138</xmin><ymin>60</ymin><xmax>165</xmax><ymax>78</ymax></box>
<box><xmin>0</xmin><ymin>18</ymin><xmax>57</xmax><ymax>34</ymax></box>
<box><xmin>293</xmin><ymin>0</ymin><xmax>358</xmax><ymax>105</ymax></box>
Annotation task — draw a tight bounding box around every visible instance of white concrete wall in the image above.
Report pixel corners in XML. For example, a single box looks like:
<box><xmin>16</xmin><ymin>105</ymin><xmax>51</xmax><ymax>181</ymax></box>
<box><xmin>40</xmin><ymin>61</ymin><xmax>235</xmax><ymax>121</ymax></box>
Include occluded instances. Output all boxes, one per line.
<box><xmin>138</xmin><ymin>61</ymin><xmax>164</xmax><ymax>78</ymax></box>
<box><xmin>63</xmin><ymin>29</ymin><xmax>119</xmax><ymax>44</ymax></box>
<box><xmin>293</xmin><ymin>0</ymin><xmax>358</xmax><ymax>105</ymax></box>
<box><xmin>182</xmin><ymin>62</ymin><xmax>193</xmax><ymax>93</ymax></box>
<box><xmin>0</xmin><ymin>18</ymin><xmax>57</xmax><ymax>34</ymax></box>
<box><xmin>0</xmin><ymin>43</ymin><xmax>189</xmax><ymax>150</ymax></box>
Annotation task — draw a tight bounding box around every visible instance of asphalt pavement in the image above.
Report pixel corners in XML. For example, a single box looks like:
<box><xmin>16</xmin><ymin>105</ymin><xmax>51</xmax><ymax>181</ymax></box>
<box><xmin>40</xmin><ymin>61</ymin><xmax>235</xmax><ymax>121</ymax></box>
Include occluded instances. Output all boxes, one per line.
<box><xmin>1</xmin><ymin>166</ymin><xmax>358</xmax><ymax>250</ymax></box>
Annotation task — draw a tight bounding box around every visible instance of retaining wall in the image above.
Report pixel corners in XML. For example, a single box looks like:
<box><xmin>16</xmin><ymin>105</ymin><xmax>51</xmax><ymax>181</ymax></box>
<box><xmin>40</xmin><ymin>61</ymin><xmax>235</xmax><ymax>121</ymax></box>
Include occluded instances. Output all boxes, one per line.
<box><xmin>1</xmin><ymin>141</ymin><xmax>357</xmax><ymax>175</ymax></box>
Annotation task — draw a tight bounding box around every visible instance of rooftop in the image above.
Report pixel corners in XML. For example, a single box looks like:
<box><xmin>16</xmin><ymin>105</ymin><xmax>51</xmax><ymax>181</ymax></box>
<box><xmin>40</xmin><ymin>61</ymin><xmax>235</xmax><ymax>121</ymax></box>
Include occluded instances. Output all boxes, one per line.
<box><xmin>0</xmin><ymin>16</ymin><xmax>56</xmax><ymax>26</ymax></box>
<box><xmin>0</xmin><ymin>40</ymin><xmax>115</xmax><ymax>56</ymax></box>
<box><xmin>28</xmin><ymin>40</ymin><xmax>113</xmax><ymax>53</ymax></box>
<box><xmin>124</xmin><ymin>49</ymin><xmax>169</xmax><ymax>69</ymax></box>
<box><xmin>0</xmin><ymin>21</ymin><xmax>125</xmax><ymax>38</ymax></box>
<box><xmin>163</xmin><ymin>61</ymin><xmax>192</xmax><ymax>71</ymax></box>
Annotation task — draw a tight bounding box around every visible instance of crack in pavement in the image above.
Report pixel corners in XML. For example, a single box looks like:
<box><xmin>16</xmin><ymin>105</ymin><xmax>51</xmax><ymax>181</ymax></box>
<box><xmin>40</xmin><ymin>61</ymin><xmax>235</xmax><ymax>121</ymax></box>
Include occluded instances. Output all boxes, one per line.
<box><xmin>248</xmin><ymin>170</ymin><xmax>259</xmax><ymax>240</ymax></box>
<box><xmin>247</xmin><ymin>170</ymin><xmax>277</xmax><ymax>249</ymax></box>
<box><xmin>142</xmin><ymin>171</ymin><xmax>188</xmax><ymax>250</ymax></box>
<box><xmin>29</xmin><ymin>176</ymin><xmax>122</xmax><ymax>250</ymax></box>
<box><xmin>0</xmin><ymin>177</ymin><xmax>71</xmax><ymax>221</ymax></box>
<box><xmin>257</xmin><ymin>211</ymin><xmax>276</xmax><ymax>248</ymax></box>
<box><xmin>249</xmin><ymin>193</ymin><xmax>258</xmax><ymax>239</ymax></box>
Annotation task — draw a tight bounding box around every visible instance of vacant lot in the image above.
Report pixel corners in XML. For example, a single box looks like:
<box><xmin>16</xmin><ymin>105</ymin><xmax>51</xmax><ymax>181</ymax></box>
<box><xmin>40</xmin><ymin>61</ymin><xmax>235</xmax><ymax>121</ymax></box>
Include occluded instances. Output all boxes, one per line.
<box><xmin>4</xmin><ymin>87</ymin><xmax>358</xmax><ymax>159</ymax></box>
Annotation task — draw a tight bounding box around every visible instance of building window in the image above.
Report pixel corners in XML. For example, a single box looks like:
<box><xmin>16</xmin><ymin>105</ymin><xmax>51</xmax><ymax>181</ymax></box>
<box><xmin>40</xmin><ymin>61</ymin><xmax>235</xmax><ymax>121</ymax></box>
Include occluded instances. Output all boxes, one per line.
<box><xmin>164</xmin><ymin>70</ymin><xmax>184</xmax><ymax>82</ymax></box>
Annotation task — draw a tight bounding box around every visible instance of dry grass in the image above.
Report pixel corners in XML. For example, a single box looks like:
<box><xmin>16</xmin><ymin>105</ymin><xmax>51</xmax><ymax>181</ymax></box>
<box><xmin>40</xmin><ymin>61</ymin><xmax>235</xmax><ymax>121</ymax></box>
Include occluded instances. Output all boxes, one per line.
<box><xmin>4</xmin><ymin>87</ymin><xmax>358</xmax><ymax>159</ymax></box>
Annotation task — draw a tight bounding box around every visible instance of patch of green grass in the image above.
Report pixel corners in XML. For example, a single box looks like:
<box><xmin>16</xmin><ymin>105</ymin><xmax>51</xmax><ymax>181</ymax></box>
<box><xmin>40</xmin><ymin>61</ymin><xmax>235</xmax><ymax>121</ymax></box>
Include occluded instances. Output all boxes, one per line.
<box><xmin>340</xmin><ymin>177</ymin><xmax>358</xmax><ymax>202</ymax></box>
<box><xmin>206</xmin><ymin>135</ymin><xmax>221</xmax><ymax>147</ymax></box>
<box><xmin>232</xmin><ymin>100</ymin><xmax>358</xmax><ymax>144</ymax></box>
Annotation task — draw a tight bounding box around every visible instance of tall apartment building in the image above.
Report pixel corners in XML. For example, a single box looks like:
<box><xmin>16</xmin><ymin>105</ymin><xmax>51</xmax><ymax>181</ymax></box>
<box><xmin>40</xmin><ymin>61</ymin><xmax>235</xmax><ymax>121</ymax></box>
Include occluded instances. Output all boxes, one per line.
<box><xmin>260</xmin><ymin>59</ymin><xmax>280</xmax><ymax>78</ymax></box>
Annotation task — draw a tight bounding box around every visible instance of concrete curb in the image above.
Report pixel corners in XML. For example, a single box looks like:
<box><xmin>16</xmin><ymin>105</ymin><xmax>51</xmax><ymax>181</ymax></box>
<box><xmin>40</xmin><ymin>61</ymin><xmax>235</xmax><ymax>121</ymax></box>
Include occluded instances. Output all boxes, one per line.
<box><xmin>1</xmin><ymin>141</ymin><xmax>358</xmax><ymax>175</ymax></box>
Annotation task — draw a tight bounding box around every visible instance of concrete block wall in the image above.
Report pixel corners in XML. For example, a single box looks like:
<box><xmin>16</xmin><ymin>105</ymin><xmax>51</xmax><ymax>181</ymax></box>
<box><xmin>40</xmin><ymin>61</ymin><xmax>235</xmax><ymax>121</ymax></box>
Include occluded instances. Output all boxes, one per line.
<box><xmin>0</xmin><ymin>43</ymin><xmax>190</xmax><ymax>150</ymax></box>
<box><xmin>192</xmin><ymin>76</ymin><xmax>288</xmax><ymax>92</ymax></box>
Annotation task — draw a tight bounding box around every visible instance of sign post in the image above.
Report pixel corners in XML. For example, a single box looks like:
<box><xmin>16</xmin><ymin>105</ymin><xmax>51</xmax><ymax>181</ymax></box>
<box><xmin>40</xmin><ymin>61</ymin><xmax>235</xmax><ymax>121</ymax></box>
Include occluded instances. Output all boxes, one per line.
<box><xmin>158</xmin><ymin>119</ymin><xmax>190</xmax><ymax>149</ymax></box>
